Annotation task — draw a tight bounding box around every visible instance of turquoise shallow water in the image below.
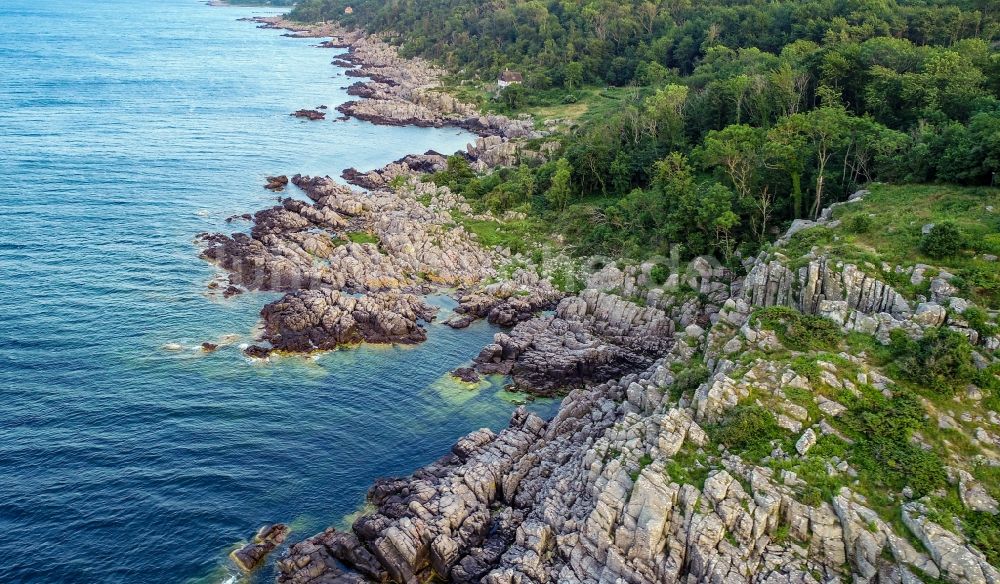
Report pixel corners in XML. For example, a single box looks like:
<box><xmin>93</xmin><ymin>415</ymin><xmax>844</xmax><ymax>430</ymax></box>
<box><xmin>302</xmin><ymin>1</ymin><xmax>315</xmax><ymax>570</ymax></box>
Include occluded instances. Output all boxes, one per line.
<box><xmin>0</xmin><ymin>1</ymin><xmax>555</xmax><ymax>582</ymax></box>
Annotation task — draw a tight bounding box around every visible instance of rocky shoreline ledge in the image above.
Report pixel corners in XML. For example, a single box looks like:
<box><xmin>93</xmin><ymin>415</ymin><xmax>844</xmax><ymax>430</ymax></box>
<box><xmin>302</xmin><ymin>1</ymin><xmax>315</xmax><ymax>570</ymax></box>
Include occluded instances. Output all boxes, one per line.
<box><xmin>200</xmin><ymin>18</ymin><xmax>565</xmax><ymax>363</ymax></box>
<box><xmin>209</xmin><ymin>15</ymin><xmax>1000</xmax><ymax>584</ymax></box>
<box><xmin>271</xmin><ymin>198</ymin><xmax>1000</xmax><ymax>584</ymax></box>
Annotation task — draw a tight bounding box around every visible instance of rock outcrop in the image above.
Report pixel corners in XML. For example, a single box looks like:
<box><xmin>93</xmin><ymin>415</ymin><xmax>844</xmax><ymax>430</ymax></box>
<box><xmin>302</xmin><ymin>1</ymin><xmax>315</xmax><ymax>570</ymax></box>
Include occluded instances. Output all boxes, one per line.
<box><xmin>251</xmin><ymin>289</ymin><xmax>437</xmax><ymax>355</ymax></box>
<box><xmin>199</xmin><ymin>175</ymin><xmax>496</xmax><ymax>296</ymax></box>
<box><xmin>266</xmin><ymin>183</ymin><xmax>1000</xmax><ymax>584</ymax></box>
<box><xmin>291</xmin><ymin>109</ymin><xmax>326</xmax><ymax>121</ymax></box>
<box><xmin>231</xmin><ymin>524</ymin><xmax>289</xmax><ymax>572</ymax></box>
<box><xmin>473</xmin><ymin>289</ymin><xmax>676</xmax><ymax>394</ymax></box>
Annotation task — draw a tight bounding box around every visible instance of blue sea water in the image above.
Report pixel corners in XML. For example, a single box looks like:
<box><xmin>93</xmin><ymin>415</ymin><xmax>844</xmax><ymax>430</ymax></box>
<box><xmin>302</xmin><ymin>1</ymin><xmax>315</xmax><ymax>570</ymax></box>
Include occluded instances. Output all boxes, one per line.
<box><xmin>0</xmin><ymin>1</ymin><xmax>555</xmax><ymax>582</ymax></box>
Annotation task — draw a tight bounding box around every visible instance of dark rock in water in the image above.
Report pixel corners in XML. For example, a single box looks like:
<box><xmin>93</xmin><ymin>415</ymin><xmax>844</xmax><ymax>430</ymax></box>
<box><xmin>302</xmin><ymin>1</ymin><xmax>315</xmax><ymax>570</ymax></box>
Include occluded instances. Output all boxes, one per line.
<box><xmin>258</xmin><ymin>289</ymin><xmax>438</xmax><ymax>353</ymax></box>
<box><xmin>225</xmin><ymin>213</ymin><xmax>252</xmax><ymax>223</ymax></box>
<box><xmin>472</xmin><ymin>290</ymin><xmax>675</xmax><ymax>395</ymax></box>
<box><xmin>276</xmin><ymin>410</ymin><xmax>546</xmax><ymax>584</ymax></box>
<box><xmin>277</xmin><ymin>528</ymin><xmax>384</xmax><ymax>584</ymax></box>
<box><xmin>243</xmin><ymin>345</ymin><xmax>270</xmax><ymax>359</ymax></box>
<box><xmin>346</xmin><ymin>81</ymin><xmax>376</xmax><ymax>98</ymax></box>
<box><xmin>200</xmin><ymin>342</ymin><xmax>218</xmax><ymax>352</ymax></box>
<box><xmin>230</xmin><ymin>523</ymin><xmax>289</xmax><ymax>572</ymax></box>
<box><xmin>316</xmin><ymin>105</ymin><xmax>328</xmax><ymax>110</ymax></box>
<box><xmin>444</xmin><ymin>314</ymin><xmax>474</xmax><ymax>329</ymax></box>
<box><xmin>222</xmin><ymin>285</ymin><xmax>242</xmax><ymax>298</ymax></box>
<box><xmin>332</xmin><ymin>58</ymin><xmax>355</xmax><ymax>68</ymax></box>
<box><xmin>341</xmin><ymin>152</ymin><xmax>448</xmax><ymax>190</ymax></box>
<box><xmin>290</xmin><ymin>109</ymin><xmax>326</xmax><ymax>121</ymax></box>
<box><xmin>450</xmin><ymin>271</ymin><xmax>564</xmax><ymax>329</ymax></box>
<box><xmin>264</xmin><ymin>175</ymin><xmax>288</xmax><ymax>191</ymax></box>
<box><xmin>451</xmin><ymin>366</ymin><xmax>480</xmax><ymax>384</ymax></box>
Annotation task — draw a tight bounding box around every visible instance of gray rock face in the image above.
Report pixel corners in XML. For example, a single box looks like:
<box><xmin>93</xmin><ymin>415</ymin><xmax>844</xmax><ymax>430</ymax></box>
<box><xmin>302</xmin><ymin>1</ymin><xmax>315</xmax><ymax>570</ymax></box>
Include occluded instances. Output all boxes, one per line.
<box><xmin>448</xmin><ymin>270</ymin><xmax>564</xmax><ymax>330</ymax></box>
<box><xmin>472</xmin><ymin>289</ymin><xmax>675</xmax><ymax>394</ymax></box>
<box><xmin>328</xmin><ymin>31</ymin><xmax>538</xmax><ymax>140</ymax></box>
<box><xmin>271</xmin><ymin>273</ymin><xmax>999</xmax><ymax>584</ymax></box>
<box><xmin>742</xmin><ymin>258</ymin><xmax>909</xmax><ymax>318</ymax></box>
<box><xmin>902</xmin><ymin>503</ymin><xmax>1000</xmax><ymax>584</ymax></box>
<box><xmin>278</xmin><ymin>408</ymin><xmax>547</xmax><ymax>584</ymax></box>
<box><xmin>252</xmin><ymin>289</ymin><xmax>437</xmax><ymax>355</ymax></box>
<box><xmin>200</xmin><ymin>174</ymin><xmax>499</xmax><ymax>355</ymax></box>
<box><xmin>795</xmin><ymin>429</ymin><xmax>817</xmax><ymax>455</ymax></box>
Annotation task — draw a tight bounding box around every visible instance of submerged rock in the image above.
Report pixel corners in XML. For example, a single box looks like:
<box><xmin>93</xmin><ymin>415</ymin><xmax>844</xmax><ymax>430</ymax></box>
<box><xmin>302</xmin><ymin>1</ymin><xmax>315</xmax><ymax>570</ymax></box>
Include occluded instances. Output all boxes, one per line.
<box><xmin>451</xmin><ymin>366</ymin><xmax>480</xmax><ymax>384</ymax></box>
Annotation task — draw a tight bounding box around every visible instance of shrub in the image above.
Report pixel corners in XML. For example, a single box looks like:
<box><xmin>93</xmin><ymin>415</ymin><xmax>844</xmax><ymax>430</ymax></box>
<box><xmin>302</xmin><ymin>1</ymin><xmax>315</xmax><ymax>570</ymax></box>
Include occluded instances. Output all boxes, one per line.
<box><xmin>650</xmin><ymin>264</ymin><xmax>669</xmax><ymax>285</ymax></box>
<box><xmin>712</xmin><ymin>405</ymin><xmax>784</xmax><ymax>458</ymax></box>
<box><xmin>842</xmin><ymin>389</ymin><xmax>946</xmax><ymax>496</ymax></box>
<box><xmin>965</xmin><ymin>511</ymin><xmax>1000</xmax><ymax>567</ymax></box>
<box><xmin>752</xmin><ymin>307</ymin><xmax>842</xmax><ymax>351</ymax></box>
<box><xmin>550</xmin><ymin>265</ymin><xmax>584</xmax><ymax>293</ymax></box>
<box><xmin>847</xmin><ymin>214</ymin><xmax>873</xmax><ymax>234</ymax></box>
<box><xmin>890</xmin><ymin>327</ymin><xmax>975</xmax><ymax>395</ymax></box>
<box><xmin>963</xmin><ymin>306</ymin><xmax>998</xmax><ymax>337</ymax></box>
<box><xmin>976</xmin><ymin>233</ymin><xmax>1000</xmax><ymax>256</ymax></box>
<box><xmin>920</xmin><ymin>221</ymin><xmax>964</xmax><ymax>258</ymax></box>
<box><xmin>671</xmin><ymin>364</ymin><xmax>709</xmax><ymax>400</ymax></box>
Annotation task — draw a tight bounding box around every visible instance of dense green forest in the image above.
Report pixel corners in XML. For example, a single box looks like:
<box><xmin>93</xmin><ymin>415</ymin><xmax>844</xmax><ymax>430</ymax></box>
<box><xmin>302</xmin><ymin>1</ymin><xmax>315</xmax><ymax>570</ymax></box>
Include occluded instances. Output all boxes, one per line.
<box><xmin>290</xmin><ymin>0</ymin><xmax>1000</xmax><ymax>260</ymax></box>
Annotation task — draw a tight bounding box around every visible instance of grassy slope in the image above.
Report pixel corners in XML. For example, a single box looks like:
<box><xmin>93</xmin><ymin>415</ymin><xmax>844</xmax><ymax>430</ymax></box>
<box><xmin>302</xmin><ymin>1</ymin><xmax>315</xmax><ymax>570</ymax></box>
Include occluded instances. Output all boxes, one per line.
<box><xmin>778</xmin><ymin>184</ymin><xmax>1000</xmax><ymax>308</ymax></box>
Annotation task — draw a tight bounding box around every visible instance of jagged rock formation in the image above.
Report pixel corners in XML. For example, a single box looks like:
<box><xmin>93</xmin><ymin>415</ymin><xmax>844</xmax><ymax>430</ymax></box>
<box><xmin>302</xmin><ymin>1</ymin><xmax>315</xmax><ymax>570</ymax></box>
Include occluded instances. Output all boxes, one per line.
<box><xmin>739</xmin><ymin>191</ymin><xmax>998</xmax><ymax>349</ymax></box>
<box><xmin>271</xmin><ymin>187</ymin><xmax>999</xmax><ymax>583</ymax></box>
<box><xmin>231</xmin><ymin>524</ymin><xmax>290</xmax><ymax>572</ymax></box>
<box><xmin>291</xmin><ymin>109</ymin><xmax>326</xmax><ymax>120</ymax></box>
<box><xmin>200</xmin><ymin>175</ymin><xmax>496</xmax><ymax>296</ymax></box>
<box><xmin>342</xmin><ymin>151</ymin><xmax>448</xmax><ymax>190</ymax></box>
<box><xmin>318</xmin><ymin>28</ymin><xmax>537</xmax><ymax>139</ymax></box>
<box><xmin>226</xmin><ymin>22</ymin><xmax>1000</xmax><ymax>584</ymax></box>
<box><xmin>276</xmin><ymin>284</ymin><xmax>999</xmax><ymax>584</ymax></box>
<box><xmin>251</xmin><ymin>289</ymin><xmax>437</xmax><ymax>355</ymax></box>
<box><xmin>473</xmin><ymin>289</ymin><xmax>676</xmax><ymax>394</ymax></box>
<box><xmin>446</xmin><ymin>270</ymin><xmax>564</xmax><ymax>330</ymax></box>
<box><xmin>742</xmin><ymin>258</ymin><xmax>910</xmax><ymax>317</ymax></box>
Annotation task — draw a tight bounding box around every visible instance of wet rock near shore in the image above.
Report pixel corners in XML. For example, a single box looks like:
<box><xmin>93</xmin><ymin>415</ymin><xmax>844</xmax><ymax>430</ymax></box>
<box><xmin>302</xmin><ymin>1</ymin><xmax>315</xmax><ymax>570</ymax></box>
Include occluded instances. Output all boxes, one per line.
<box><xmin>264</xmin><ymin>175</ymin><xmax>288</xmax><ymax>191</ymax></box>
<box><xmin>341</xmin><ymin>151</ymin><xmax>448</xmax><ymax>190</ymax></box>
<box><xmin>230</xmin><ymin>523</ymin><xmax>289</xmax><ymax>572</ymax></box>
<box><xmin>252</xmin><ymin>288</ymin><xmax>437</xmax><ymax>354</ymax></box>
<box><xmin>451</xmin><ymin>366</ymin><xmax>481</xmax><ymax>384</ymax></box>
<box><xmin>291</xmin><ymin>109</ymin><xmax>326</xmax><ymax>121</ymax></box>
<box><xmin>199</xmin><ymin>175</ymin><xmax>495</xmax><ymax>297</ymax></box>
<box><xmin>277</xmin><ymin>408</ymin><xmax>548</xmax><ymax>584</ymax></box>
<box><xmin>446</xmin><ymin>270</ymin><xmax>564</xmax><ymax>330</ymax></box>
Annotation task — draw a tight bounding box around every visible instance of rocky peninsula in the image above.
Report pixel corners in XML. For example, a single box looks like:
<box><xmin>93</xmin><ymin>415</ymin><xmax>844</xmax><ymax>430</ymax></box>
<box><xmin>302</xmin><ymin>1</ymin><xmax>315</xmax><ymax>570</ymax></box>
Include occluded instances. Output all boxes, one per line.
<box><xmin>206</xmin><ymin>16</ymin><xmax>1000</xmax><ymax>584</ymax></box>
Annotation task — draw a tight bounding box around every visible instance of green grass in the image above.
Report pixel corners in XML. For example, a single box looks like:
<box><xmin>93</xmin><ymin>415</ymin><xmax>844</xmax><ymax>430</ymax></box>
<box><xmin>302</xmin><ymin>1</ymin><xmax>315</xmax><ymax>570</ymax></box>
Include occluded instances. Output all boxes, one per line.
<box><xmin>344</xmin><ymin>231</ymin><xmax>379</xmax><ymax>245</ymax></box>
<box><xmin>751</xmin><ymin>306</ymin><xmax>842</xmax><ymax>352</ymax></box>
<box><xmin>780</xmin><ymin>184</ymin><xmax>1000</xmax><ymax>308</ymax></box>
<box><xmin>450</xmin><ymin>211</ymin><xmax>545</xmax><ymax>255</ymax></box>
<box><xmin>438</xmin><ymin>80</ymin><xmax>645</xmax><ymax>126</ymax></box>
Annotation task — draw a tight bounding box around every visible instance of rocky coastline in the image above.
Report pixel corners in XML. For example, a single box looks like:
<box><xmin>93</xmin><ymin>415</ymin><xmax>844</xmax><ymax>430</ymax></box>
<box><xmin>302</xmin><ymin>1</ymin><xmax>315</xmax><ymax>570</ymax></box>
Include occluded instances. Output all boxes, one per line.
<box><xmin>271</xmin><ymin>199</ymin><xmax>1000</xmax><ymax>584</ymax></box>
<box><xmin>206</xmin><ymin>14</ymin><xmax>1000</xmax><ymax>584</ymax></box>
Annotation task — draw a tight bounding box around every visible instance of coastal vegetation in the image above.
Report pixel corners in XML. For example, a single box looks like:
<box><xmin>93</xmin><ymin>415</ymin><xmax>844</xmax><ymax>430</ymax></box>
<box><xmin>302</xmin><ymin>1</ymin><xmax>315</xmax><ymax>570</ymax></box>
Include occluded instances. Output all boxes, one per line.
<box><xmin>289</xmin><ymin>0</ymin><xmax>999</xmax><ymax>264</ymax></box>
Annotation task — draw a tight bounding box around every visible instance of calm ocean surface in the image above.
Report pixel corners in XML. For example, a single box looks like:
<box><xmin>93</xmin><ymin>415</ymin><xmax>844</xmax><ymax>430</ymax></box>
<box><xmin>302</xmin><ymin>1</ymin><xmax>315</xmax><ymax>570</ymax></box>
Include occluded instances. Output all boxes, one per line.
<box><xmin>0</xmin><ymin>1</ymin><xmax>554</xmax><ymax>582</ymax></box>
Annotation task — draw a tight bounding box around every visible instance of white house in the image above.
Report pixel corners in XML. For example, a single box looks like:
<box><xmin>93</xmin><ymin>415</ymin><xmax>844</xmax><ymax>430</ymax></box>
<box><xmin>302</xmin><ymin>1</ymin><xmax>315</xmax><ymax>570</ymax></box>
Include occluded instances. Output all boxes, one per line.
<box><xmin>497</xmin><ymin>69</ymin><xmax>524</xmax><ymax>89</ymax></box>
